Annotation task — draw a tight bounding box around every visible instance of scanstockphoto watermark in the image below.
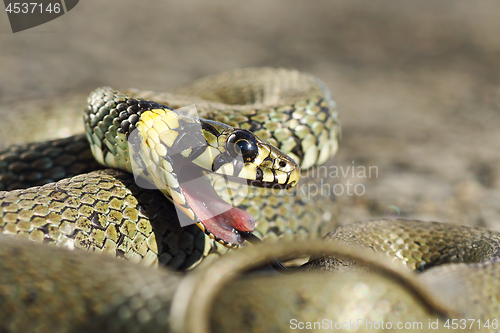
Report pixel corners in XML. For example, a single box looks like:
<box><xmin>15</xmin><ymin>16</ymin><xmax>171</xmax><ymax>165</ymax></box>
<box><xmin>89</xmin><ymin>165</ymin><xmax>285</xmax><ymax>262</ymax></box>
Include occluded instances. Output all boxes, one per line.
<box><xmin>290</xmin><ymin>318</ymin><xmax>499</xmax><ymax>331</ymax></box>
<box><xmin>290</xmin><ymin>318</ymin><xmax>422</xmax><ymax>330</ymax></box>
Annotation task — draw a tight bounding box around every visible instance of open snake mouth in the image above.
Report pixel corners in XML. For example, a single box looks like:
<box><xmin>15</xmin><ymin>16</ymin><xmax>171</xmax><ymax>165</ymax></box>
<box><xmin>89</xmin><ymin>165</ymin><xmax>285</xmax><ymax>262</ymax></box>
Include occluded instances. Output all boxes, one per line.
<box><xmin>176</xmin><ymin>151</ymin><xmax>297</xmax><ymax>246</ymax></box>
<box><xmin>178</xmin><ymin>164</ymin><xmax>256</xmax><ymax>246</ymax></box>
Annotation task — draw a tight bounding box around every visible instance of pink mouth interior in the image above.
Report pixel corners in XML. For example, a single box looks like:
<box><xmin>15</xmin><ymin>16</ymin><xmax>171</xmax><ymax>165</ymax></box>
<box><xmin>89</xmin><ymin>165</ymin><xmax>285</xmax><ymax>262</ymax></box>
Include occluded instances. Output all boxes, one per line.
<box><xmin>180</xmin><ymin>168</ymin><xmax>256</xmax><ymax>245</ymax></box>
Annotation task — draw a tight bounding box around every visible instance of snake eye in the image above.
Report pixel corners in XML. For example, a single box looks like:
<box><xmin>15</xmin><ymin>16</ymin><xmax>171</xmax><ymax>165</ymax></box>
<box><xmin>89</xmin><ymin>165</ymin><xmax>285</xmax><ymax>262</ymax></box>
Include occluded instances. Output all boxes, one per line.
<box><xmin>226</xmin><ymin>130</ymin><xmax>259</xmax><ymax>162</ymax></box>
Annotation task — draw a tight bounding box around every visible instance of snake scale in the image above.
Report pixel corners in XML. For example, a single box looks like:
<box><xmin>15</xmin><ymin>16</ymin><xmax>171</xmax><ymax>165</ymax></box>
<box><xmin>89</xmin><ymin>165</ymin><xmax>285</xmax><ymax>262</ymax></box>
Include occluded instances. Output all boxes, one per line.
<box><xmin>1</xmin><ymin>68</ymin><xmax>500</xmax><ymax>333</ymax></box>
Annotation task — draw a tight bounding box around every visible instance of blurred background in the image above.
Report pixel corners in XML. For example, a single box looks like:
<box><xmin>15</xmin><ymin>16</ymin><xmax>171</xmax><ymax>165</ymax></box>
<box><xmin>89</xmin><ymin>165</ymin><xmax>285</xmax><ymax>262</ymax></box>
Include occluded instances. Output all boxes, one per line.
<box><xmin>1</xmin><ymin>0</ymin><xmax>499</xmax><ymax>229</ymax></box>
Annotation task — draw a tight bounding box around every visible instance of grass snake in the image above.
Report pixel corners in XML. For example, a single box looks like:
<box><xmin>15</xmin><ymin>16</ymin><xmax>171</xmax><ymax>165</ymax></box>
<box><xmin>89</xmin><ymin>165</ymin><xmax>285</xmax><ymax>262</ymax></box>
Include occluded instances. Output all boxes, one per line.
<box><xmin>1</xmin><ymin>68</ymin><xmax>500</xmax><ymax>332</ymax></box>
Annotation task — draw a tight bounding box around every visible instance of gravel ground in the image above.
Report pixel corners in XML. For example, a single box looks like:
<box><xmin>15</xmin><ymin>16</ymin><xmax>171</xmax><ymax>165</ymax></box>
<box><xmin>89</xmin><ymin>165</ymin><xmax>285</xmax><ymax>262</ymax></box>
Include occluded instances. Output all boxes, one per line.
<box><xmin>1</xmin><ymin>0</ymin><xmax>499</xmax><ymax>230</ymax></box>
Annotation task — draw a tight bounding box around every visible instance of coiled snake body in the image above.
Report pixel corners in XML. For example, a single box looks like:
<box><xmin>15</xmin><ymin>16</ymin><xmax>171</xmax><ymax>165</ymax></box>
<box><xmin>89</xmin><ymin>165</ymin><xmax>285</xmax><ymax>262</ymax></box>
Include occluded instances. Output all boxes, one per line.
<box><xmin>1</xmin><ymin>68</ymin><xmax>499</xmax><ymax>333</ymax></box>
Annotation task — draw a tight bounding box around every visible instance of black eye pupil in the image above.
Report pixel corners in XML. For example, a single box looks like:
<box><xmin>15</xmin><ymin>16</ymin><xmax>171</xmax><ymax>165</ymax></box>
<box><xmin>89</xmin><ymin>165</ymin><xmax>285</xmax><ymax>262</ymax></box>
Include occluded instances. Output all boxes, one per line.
<box><xmin>235</xmin><ymin>140</ymin><xmax>256</xmax><ymax>156</ymax></box>
<box><xmin>279</xmin><ymin>161</ymin><xmax>286</xmax><ymax>168</ymax></box>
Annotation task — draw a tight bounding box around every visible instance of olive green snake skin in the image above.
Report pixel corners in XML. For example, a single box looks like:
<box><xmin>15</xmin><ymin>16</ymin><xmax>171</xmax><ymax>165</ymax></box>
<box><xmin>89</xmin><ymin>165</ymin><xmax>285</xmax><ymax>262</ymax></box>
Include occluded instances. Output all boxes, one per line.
<box><xmin>1</xmin><ymin>68</ymin><xmax>500</xmax><ymax>333</ymax></box>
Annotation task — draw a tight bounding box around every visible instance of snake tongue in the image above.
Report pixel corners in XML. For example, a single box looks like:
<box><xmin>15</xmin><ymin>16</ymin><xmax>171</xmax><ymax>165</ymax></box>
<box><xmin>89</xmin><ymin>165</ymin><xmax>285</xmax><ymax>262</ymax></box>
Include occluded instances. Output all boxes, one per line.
<box><xmin>181</xmin><ymin>173</ymin><xmax>255</xmax><ymax>245</ymax></box>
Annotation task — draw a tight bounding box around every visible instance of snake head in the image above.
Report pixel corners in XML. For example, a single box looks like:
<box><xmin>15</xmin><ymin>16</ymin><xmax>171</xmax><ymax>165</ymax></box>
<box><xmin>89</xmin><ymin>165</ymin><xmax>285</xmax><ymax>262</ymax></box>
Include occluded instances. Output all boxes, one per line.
<box><xmin>175</xmin><ymin>119</ymin><xmax>300</xmax><ymax>247</ymax></box>
<box><xmin>130</xmin><ymin>111</ymin><xmax>300</xmax><ymax>248</ymax></box>
<box><xmin>192</xmin><ymin>120</ymin><xmax>300</xmax><ymax>189</ymax></box>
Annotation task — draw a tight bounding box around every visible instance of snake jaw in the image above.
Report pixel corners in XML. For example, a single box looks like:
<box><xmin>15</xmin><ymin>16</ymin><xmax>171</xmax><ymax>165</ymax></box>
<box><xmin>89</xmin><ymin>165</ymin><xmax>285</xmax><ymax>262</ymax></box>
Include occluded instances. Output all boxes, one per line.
<box><xmin>177</xmin><ymin>143</ymin><xmax>299</xmax><ymax>247</ymax></box>
<box><xmin>176</xmin><ymin>151</ymin><xmax>297</xmax><ymax>247</ymax></box>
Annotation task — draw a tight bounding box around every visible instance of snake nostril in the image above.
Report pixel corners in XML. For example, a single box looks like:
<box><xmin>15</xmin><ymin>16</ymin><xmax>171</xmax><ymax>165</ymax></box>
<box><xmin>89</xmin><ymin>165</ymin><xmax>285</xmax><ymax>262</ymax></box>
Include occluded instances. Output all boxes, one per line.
<box><xmin>279</xmin><ymin>161</ymin><xmax>286</xmax><ymax>168</ymax></box>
